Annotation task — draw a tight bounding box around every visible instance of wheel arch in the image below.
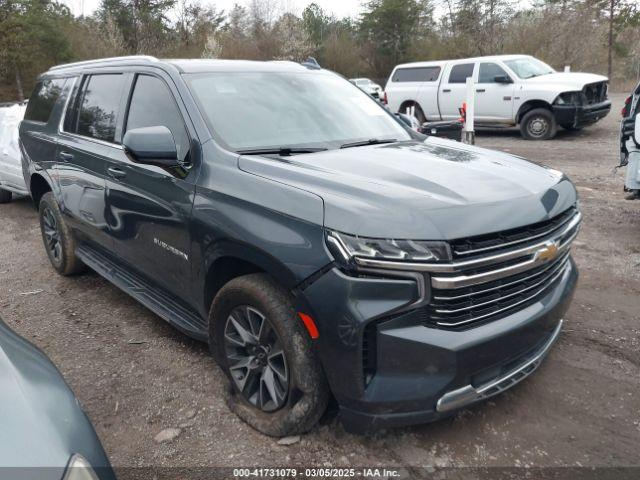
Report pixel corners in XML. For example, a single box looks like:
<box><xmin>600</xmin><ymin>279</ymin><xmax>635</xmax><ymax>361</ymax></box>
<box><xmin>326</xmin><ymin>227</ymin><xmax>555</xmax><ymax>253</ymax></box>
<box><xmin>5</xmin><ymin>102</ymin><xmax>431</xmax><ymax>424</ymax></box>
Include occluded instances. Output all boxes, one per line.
<box><xmin>202</xmin><ymin>242</ymin><xmax>302</xmax><ymax>317</ymax></box>
<box><xmin>29</xmin><ymin>173</ymin><xmax>53</xmax><ymax>208</ymax></box>
<box><xmin>516</xmin><ymin>100</ymin><xmax>553</xmax><ymax>124</ymax></box>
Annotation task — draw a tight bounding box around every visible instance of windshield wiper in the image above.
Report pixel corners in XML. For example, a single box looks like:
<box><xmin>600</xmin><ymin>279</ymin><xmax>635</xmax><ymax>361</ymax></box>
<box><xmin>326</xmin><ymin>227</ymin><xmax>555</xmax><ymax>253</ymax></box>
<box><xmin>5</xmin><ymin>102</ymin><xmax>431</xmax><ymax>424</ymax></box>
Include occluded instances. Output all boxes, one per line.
<box><xmin>237</xmin><ymin>147</ymin><xmax>327</xmax><ymax>156</ymax></box>
<box><xmin>340</xmin><ymin>138</ymin><xmax>397</xmax><ymax>149</ymax></box>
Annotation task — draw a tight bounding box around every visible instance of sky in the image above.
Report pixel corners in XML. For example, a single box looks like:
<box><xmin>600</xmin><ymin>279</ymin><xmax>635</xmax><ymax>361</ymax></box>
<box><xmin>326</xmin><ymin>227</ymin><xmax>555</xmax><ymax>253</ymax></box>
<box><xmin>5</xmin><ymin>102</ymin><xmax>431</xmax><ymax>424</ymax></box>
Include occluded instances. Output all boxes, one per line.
<box><xmin>61</xmin><ymin>0</ymin><xmax>367</xmax><ymax>20</ymax></box>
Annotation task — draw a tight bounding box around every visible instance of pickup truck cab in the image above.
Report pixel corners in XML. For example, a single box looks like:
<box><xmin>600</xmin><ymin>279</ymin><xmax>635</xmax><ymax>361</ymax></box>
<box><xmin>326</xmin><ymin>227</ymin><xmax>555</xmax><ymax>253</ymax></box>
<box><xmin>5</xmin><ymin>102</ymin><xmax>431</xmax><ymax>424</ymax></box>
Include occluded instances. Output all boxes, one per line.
<box><xmin>385</xmin><ymin>54</ymin><xmax>611</xmax><ymax>140</ymax></box>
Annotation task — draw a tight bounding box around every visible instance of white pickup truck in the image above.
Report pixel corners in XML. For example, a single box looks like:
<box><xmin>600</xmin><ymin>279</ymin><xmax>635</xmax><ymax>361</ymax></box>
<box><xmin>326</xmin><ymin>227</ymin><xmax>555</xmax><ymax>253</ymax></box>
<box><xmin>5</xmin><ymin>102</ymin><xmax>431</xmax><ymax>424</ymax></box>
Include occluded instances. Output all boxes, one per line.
<box><xmin>384</xmin><ymin>54</ymin><xmax>611</xmax><ymax>140</ymax></box>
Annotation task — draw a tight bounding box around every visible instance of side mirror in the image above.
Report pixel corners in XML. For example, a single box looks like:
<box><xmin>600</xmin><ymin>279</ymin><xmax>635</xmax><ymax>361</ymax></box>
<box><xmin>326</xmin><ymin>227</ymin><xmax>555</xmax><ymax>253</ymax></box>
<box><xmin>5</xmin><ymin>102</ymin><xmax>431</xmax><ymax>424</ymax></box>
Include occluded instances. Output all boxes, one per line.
<box><xmin>494</xmin><ymin>75</ymin><xmax>513</xmax><ymax>84</ymax></box>
<box><xmin>123</xmin><ymin>126</ymin><xmax>179</xmax><ymax>167</ymax></box>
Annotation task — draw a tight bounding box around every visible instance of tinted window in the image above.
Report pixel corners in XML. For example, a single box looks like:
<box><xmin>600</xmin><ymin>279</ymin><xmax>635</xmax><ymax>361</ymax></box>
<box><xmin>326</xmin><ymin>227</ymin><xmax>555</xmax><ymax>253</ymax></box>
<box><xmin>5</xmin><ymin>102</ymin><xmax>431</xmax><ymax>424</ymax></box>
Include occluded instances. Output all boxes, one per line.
<box><xmin>125</xmin><ymin>75</ymin><xmax>190</xmax><ymax>161</ymax></box>
<box><xmin>478</xmin><ymin>63</ymin><xmax>509</xmax><ymax>83</ymax></box>
<box><xmin>393</xmin><ymin>67</ymin><xmax>441</xmax><ymax>82</ymax></box>
<box><xmin>24</xmin><ymin>78</ymin><xmax>67</xmax><ymax>123</ymax></box>
<box><xmin>448</xmin><ymin>64</ymin><xmax>474</xmax><ymax>84</ymax></box>
<box><xmin>76</xmin><ymin>74</ymin><xmax>125</xmax><ymax>143</ymax></box>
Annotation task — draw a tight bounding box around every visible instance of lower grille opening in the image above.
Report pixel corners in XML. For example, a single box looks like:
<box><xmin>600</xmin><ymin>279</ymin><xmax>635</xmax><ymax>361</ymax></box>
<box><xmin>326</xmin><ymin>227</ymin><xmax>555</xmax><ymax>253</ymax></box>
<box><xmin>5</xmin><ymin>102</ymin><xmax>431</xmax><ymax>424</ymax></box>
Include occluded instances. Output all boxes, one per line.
<box><xmin>362</xmin><ymin>321</ymin><xmax>377</xmax><ymax>386</ymax></box>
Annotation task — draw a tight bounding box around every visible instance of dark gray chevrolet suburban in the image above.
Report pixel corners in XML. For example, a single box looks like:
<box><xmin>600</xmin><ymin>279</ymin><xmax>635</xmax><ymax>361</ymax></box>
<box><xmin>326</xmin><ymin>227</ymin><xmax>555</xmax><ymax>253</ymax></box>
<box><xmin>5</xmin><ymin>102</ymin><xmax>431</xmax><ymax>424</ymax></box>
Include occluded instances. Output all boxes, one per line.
<box><xmin>19</xmin><ymin>56</ymin><xmax>580</xmax><ymax>436</ymax></box>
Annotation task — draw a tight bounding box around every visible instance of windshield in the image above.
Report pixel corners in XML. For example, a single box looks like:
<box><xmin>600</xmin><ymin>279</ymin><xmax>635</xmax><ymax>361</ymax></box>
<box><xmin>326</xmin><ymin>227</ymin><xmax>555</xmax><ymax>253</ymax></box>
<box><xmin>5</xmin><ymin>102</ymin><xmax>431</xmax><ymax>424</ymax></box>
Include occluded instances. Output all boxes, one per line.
<box><xmin>504</xmin><ymin>58</ymin><xmax>555</xmax><ymax>79</ymax></box>
<box><xmin>185</xmin><ymin>71</ymin><xmax>409</xmax><ymax>151</ymax></box>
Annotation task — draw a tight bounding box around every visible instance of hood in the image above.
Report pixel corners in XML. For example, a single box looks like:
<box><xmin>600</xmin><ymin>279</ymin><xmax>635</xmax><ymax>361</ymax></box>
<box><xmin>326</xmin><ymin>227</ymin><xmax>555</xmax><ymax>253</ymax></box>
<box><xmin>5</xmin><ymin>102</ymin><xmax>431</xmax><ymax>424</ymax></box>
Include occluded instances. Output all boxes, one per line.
<box><xmin>238</xmin><ymin>137</ymin><xmax>577</xmax><ymax>239</ymax></box>
<box><xmin>525</xmin><ymin>72</ymin><xmax>608</xmax><ymax>90</ymax></box>
<box><xmin>0</xmin><ymin>319</ymin><xmax>112</xmax><ymax>475</ymax></box>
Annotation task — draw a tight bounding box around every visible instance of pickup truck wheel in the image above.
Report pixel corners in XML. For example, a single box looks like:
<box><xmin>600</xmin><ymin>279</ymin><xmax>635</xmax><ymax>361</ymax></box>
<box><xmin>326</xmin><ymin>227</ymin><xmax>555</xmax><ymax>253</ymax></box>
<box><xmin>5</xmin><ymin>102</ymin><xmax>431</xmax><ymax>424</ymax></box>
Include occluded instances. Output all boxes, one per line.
<box><xmin>210</xmin><ymin>273</ymin><xmax>329</xmax><ymax>437</ymax></box>
<box><xmin>0</xmin><ymin>189</ymin><xmax>12</xmax><ymax>204</ymax></box>
<box><xmin>403</xmin><ymin>103</ymin><xmax>426</xmax><ymax>124</ymax></box>
<box><xmin>38</xmin><ymin>192</ymin><xmax>85</xmax><ymax>275</ymax></box>
<box><xmin>520</xmin><ymin>108</ymin><xmax>557</xmax><ymax>140</ymax></box>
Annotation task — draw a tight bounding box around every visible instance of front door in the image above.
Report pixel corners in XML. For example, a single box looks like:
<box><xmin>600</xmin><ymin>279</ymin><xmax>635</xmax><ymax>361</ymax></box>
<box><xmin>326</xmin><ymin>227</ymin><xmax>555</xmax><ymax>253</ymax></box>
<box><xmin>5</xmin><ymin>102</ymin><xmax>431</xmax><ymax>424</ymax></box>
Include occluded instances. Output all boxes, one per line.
<box><xmin>474</xmin><ymin>62</ymin><xmax>515</xmax><ymax>123</ymax></box>
<box><xmin>439</xmin><ymin>62</ymin><xmax>476</xmax><ymax>120</ymax></box>
<box><xmin>105</xmin><ymin>72</ymin><xmax>197</xmax><ymax>301</ymax></box>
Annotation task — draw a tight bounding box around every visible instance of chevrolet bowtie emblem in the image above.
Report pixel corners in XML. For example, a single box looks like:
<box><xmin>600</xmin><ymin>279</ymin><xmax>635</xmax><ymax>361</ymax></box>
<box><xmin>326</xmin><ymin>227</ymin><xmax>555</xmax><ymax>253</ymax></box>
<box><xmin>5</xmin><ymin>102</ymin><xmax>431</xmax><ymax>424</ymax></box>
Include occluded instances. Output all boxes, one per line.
<box><xmin>535</xmin><ymin>241</ymin><xmax>559</xmax><ymax>262</ymax></box>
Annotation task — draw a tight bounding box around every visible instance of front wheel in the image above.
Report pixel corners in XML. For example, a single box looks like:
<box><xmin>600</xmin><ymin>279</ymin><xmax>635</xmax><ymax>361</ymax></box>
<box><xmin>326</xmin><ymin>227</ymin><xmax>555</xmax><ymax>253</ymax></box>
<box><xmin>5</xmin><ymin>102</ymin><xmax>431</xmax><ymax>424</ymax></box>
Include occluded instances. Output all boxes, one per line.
<box><xmin>210</xmin><ymin>274</ymin><xmax>329</xmax><ymax>437</ymax></box>
<box><xmin>520</xmin><ymin>108</ymin><xmax>557</xmax><ymax>140</ymax></box>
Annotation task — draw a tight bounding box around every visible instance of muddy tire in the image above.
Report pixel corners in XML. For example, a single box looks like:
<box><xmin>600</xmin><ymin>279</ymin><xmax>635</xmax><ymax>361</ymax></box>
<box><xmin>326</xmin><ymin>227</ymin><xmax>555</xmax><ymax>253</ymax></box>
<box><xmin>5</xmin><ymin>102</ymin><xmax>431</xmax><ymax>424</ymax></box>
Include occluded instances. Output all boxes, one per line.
<box><xmin>520</xmin><ymin>108</ymin><xmax>557</xmax><ymax>140</ymax></box>
<box><xmin>209</xmin><ymin>273</ymin><xmax>329</xmax><ymax>437</ymax></box>
<box><xmin>38</xmin><ymin>192</ymin><xmax>85</xmax><ymax>276</ymax></box>
<box><xmin>0</xmin><ymin>189</ymin><xmax>12</xmax><ymax>204</ymax></box>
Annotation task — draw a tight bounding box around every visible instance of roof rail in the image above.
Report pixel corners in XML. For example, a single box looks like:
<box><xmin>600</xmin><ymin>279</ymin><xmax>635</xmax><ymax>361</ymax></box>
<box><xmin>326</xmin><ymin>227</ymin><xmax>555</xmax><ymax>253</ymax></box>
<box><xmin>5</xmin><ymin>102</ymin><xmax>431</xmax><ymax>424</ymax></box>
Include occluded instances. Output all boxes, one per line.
<box><xmin>49</xmin><ymin>55</ymin><xmax>158</xmax><ymax>71</ymax></box>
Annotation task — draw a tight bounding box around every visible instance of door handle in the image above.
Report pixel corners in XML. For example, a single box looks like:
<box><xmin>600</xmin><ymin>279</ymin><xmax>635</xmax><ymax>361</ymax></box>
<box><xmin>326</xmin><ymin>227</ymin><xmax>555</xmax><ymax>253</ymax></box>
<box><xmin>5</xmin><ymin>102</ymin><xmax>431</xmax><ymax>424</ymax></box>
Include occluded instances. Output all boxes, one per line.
<box><xmin>442</xmin><ymin>89</ymin><xmax>451</xmax><ymax>93</ymax></box>
<box><xmin>107</xmin><ymin>166</ymin><xmax>127</xmax><ymax>179</ymax></box>
<box><xmin>476</xmin><ymin>89</ymin><xmax>486</xmax><ymax>93</ymax></box>
<box><xmin>59</xmin><ymin>151</ymin><xmax>74</xmax><ymax>162</ymax></box>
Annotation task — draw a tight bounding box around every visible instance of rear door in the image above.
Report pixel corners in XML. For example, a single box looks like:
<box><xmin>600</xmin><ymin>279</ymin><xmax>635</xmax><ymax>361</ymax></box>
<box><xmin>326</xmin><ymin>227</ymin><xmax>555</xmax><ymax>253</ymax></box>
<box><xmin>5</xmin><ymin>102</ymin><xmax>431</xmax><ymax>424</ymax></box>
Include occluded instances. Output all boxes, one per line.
<box><xmin>439</xmin><ymin>62</ymin><xmax>476</xmax><ymax>120</ymax></box>
<box><xmin>104</xmin><ymin>71</ymin><xmax>198</xmax><ymax>301</ymax></box>
<box><xmin>474</xmin><ymin>62</ymin><xmax>515</xmax><ymax>123</ymax></box>
<box><xmin>56</xmin><ymin>73</ymin><xmax>127</xmax><ymax>251</ymax></box>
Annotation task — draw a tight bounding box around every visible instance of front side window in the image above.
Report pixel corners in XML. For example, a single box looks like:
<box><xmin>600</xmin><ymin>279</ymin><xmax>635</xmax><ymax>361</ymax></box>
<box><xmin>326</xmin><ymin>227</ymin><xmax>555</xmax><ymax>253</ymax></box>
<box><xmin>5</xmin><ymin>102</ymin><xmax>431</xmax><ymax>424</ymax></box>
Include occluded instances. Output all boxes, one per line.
<box><xmin>76</xmin><ymin>74</ymin><xmax>125</xmax><ymax>143</ymax></box>
<box><xmin>185</xmin><ymin>71</ymin><xmax>410</xmax><ymax>152</ymax></box>
<box><xmin>504</xmin><ymin>57</ymin><xmax>555</xmax><ymax>79</ymax></box>
<box><xmin>125</xmin><ymin>75</ymin><xmax>190</xmax><ymax>161</ymax></box>
<box><xmin>24</xmin><ymin>78</ymin><xmax>67</xmax><ymax>123</ymax></box>
<box><xmin>448</xmin><ymin>64</ymin><xmax>474</xmax><ymax>84</ymax></box>
<box><xmin>478</xmin><ymin>63</ymin><xmax>510</xmax><ymax>83</ymax></box>
<box><xmin>393</xmin><ymin>67</ymin><xmax>440</xmax><ymax>82</ymax></box>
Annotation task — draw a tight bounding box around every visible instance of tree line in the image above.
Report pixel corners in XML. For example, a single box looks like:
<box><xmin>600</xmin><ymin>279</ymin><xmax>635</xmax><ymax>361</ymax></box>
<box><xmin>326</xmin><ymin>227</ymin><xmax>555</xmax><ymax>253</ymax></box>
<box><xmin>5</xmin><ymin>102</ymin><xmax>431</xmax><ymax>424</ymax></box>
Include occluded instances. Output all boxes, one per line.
<box><xmin>1</xmin><ymin>0</ymin><xmax>639</xmax><ymax>101</ymax></box>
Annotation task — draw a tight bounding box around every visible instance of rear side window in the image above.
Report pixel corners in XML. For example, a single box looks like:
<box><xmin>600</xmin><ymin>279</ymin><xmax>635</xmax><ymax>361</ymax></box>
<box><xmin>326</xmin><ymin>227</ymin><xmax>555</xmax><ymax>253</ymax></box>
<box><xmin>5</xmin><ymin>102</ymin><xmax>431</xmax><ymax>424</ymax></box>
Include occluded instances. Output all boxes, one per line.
<box><xmin>392</xmin><ymin>67</ymin><xmax>441</xmax><ymax>82</ymax></box>
<box><xmin>73</xmin><ymin>74</ymin><xmax>125</xmax><ymax>143</ymax></box>
<box><xmin>125</xmin><ymin>75</ymin><xmax>190</xmax><ymax>161</ymax></box>
<box><xmin>448</xmin><ymin>64</ymin><xmax>474</xmax><ymax>84</ymax></box>
<box><xmin>24</xmin><ymin>78</ymin><xmax>67</xmax><ymax>123</ymax></box>
<box><xmin>478</xmin><ymin>63</ymin><xmax>509</xmax><ymax>83</ymax></box>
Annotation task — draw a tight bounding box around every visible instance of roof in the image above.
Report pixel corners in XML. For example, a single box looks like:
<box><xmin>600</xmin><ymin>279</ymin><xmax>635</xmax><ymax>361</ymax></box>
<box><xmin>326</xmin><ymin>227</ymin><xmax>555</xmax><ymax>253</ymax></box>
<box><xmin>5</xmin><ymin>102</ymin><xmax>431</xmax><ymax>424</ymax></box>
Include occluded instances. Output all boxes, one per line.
<box><xmin>393</xmin><ymin>54</ymin><xmax>531</xmax><ymax>70</ymax></box>
<box><xmin>46</xmin><ymin>56</ymin><xmax>316</xmax><ymax>75</ymax></box>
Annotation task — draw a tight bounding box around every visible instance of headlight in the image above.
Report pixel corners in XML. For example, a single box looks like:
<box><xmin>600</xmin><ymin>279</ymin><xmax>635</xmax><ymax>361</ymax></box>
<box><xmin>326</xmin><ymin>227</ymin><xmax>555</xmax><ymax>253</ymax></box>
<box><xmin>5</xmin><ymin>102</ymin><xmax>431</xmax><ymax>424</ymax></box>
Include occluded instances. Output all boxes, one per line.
<box><xmin>554</xmin><ymin>91</ymin><xmax>583</xmax><ymax>105</ymax></box>
<box><xmin>63</xmin><ymin>454</ymin><xmax>99</xmax><ymax>480</ymax></box>
<box><xmin>326</xmin><ymin>230</ymin><xmax>451</xmax><ymax>266</ymax></box>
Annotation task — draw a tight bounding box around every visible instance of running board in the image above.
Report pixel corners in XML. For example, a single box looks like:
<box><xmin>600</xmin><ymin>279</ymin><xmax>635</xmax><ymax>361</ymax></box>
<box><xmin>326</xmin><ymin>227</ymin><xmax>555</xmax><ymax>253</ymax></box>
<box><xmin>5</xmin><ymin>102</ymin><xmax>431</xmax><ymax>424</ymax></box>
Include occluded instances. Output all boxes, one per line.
<box><xmin>76</xmin><ymin>244</ymin><xmax>208</xmax><ymax>342</ymax></box>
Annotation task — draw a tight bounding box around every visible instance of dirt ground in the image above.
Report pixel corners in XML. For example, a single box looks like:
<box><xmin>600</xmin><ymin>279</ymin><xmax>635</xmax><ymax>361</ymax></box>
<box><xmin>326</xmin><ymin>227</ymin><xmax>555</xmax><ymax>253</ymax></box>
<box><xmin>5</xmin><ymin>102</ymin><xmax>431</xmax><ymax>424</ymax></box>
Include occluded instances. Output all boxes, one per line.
<box><xmin>1</xmin><ymin>93</ymin><xmax>638</xmax><ymax>476</ymax></box>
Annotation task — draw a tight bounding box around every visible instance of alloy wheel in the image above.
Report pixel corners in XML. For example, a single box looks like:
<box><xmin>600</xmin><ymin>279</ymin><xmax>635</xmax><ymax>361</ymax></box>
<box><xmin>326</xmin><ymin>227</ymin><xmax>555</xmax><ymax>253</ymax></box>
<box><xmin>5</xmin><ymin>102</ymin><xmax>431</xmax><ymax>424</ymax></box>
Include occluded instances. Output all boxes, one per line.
<box><xmin>42</xmin><ymin>207</ymin><xmax>62</xmax><ymax>263</ymax></box>
<box><xmin>224</xmin><ymin>306</ymin><xmax>289</xmax><ymax>412</ymax></box>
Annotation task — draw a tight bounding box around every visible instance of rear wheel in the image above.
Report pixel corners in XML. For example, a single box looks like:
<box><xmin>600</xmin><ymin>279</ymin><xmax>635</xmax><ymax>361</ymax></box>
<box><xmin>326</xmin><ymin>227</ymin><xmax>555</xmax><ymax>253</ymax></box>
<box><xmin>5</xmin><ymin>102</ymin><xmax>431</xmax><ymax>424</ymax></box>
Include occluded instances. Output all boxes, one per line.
<box><xmin>520</xmin><ymin>108</ymin><xmax>557</xmax><ymax>140</ymax></box>
<box><xmin>210</xmin><ymin>273</ymin><xmax>329</xmax><ymax>437</ymax></box>
<box><xmin>403</xmin><ymin>102</ymin><xmax>426</xmax><ymax>124</ymax></box>
<box><xmin>0</xmin><ymin>189</ymin><xmax>12</xmax><ymax>204</ymax></box>
<box><xmin>38</xmin><ymin>192</ymin><xmax>85</xmax><ymax>275</ymax></box>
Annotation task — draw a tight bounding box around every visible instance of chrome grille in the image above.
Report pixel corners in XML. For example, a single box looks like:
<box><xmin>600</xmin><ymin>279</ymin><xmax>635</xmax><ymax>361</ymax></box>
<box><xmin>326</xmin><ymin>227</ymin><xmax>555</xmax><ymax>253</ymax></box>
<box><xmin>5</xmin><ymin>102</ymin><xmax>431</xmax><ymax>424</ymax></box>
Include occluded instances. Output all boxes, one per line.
<box><xmin>428</xmin><ymin>208</ymin><xmax>580</xmax><ymax>328</ymax></box>
<box><xmin>354</xmin><ymin>207</ymin><xmax>581</xmax><ymax>329</ymax></box>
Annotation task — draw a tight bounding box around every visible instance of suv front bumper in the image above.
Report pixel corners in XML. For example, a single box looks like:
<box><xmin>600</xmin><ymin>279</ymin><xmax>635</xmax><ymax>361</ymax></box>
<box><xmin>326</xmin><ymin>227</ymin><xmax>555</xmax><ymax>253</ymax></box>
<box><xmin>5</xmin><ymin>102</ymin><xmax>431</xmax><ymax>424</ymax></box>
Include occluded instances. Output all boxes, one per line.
<box><xmin>553</xmin><ymin>100</ymin><xmax>611</xmax><ymax>128</ymax></box>
<box><xmin>300</xmin><ymin>257</ymin><xmax>578</xmax><ymax>432</ymax></box>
